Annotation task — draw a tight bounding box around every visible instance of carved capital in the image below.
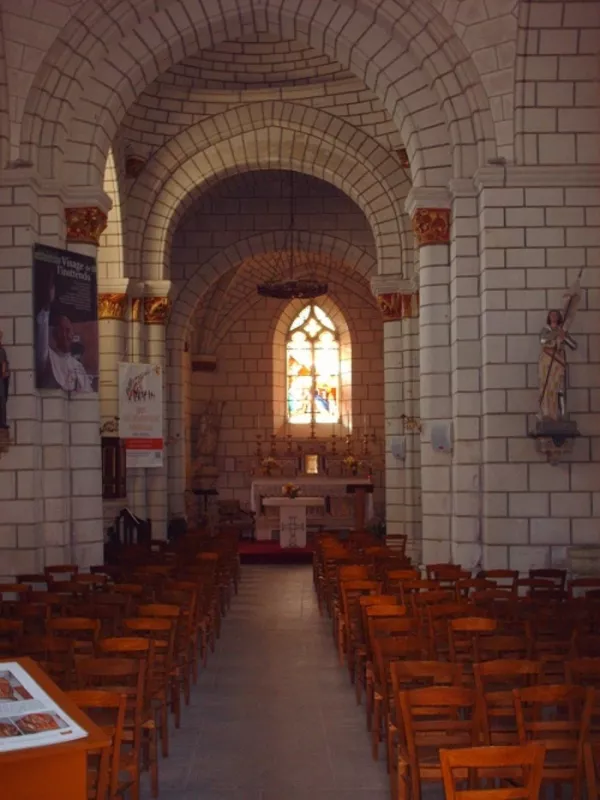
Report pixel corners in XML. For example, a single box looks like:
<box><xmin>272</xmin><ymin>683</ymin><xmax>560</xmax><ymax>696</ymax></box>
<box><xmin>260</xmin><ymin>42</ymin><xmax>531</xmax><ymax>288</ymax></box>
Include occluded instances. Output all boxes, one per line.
<box><xmin>411</xmin><ymin>207</ymin><xmax>451</xmax><ymax>247</ymax></box>
<box><xmin>376</xmin><ymin>292</ymin><xmax>420</xmax><ymax>321</ymax></box>
<box><xmin>65</xmin><ymin>206</ymin><xmax>108</xmax><ymax>245</ymax></box>
<box><xmin>131</xmin><ymin>297</ymin><xmax>143</xmax><ymax>322</ymax></box>
<box><xmin>144</xmin><ymin>296</ymin><xmax>170</xmax><ymax>325</ymax></box>
<box><xmin>98</xmin><ymin>293</ymin><xmax>128</xmax><ymax>321</ymax></box>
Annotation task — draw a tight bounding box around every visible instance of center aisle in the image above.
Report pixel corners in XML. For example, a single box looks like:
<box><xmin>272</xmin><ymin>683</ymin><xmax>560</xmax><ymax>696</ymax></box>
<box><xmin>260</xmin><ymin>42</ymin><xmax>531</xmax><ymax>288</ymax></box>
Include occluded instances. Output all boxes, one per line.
<box><xmin>151</xmin><ymin>564</ymin><xmax>389</xmax><ymax>800</ymax></box>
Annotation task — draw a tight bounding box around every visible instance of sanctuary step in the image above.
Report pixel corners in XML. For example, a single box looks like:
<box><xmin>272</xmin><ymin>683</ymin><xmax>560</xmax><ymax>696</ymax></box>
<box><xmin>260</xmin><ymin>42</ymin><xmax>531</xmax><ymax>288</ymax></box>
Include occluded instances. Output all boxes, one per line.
<box><xmin>238</xmin><ymin>540</ymin><xmax>314</xmax><ymax>564</ymax></box>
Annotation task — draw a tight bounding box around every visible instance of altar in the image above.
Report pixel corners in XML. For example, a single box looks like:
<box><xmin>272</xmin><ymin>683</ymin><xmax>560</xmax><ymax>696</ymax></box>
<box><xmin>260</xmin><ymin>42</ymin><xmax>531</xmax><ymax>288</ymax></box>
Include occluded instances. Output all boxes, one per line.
<box><xmin>251</xmin><ymin>477</ymin><xmax>374</xmax><ymax>541</ymax></box>
<box><xmin>261</xmin><ymin>497</ymin><xmax>325</xmax><ymax>547</ymax></box>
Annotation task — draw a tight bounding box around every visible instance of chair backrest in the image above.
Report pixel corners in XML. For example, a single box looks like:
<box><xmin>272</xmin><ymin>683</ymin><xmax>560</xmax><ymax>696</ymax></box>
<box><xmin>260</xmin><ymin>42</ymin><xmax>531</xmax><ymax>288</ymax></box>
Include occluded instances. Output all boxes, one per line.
<box><xmin>440</xmin><ymin>743</ymin><xmax>545</xmax><ymax>800</ymax></box>
<box><xmin>448</xmin><ymin>616</ymin><xmax>497</xmax><ymax>662</ymax></box>
<box><xmin>474</xmin><ymin>659</ymin><xmax>543</xmax><ymax>745</ymax></box>
<box><xmin>478</xmin><ymin>569</ymin><xmax>518</xmax><ymax>590</ymax></box>
<box><xmin>513</xmin><ymin>684</ymin><xmax>595</xmax><ymax>765</ymax></box>
<box><xmin>66</xmin><ymin>689</ymin><xmax>126</xmax><ymax>800</ymax></box>
<box><xmin>585</xmin><ymin>742</ymin><xmax>600</xmax><ymax>800</ymax></box>
<box><xmin>399</xmin><ymin>686</ymin><xmax>481</xmax><ymax>767</ymax></box>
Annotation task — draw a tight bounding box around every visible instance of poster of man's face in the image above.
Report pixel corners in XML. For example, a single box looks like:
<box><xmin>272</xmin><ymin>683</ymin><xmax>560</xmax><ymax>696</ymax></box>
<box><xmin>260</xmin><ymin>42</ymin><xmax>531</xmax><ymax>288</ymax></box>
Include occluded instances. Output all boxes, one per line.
<box><xmin>33</xmin><ymin>244</ymin><xmax>99</xmax><ymax>393</ymax></box>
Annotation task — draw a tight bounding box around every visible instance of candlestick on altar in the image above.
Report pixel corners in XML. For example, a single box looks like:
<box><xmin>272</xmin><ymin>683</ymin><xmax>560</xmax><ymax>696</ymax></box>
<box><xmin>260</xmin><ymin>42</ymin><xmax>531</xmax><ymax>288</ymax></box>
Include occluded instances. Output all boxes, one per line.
<box><xmin>286</xmin><ymin>434</ymin><xmax>293</xmax><ymax>454</ymax></box>
<box><xmin>270</xmin><ymin>433</ymin><xmax>277</xmax><ymax>456</ymax></box>
<box><xmin>255</xmin><ymin>434</ymin><xmax>263</xmax><ymax>457</ymax></box>
<box><xmin>310</xmin><ymin>416</ymin><xmax>316</xmax><ymax>439</ymax></box>
<box><xmin>361</xmin><ymin>431</ymin><xmax>370</xmax><ymax>456</ymax></box>
<box><xmin>331</xmin><ymin>433</ymin><xmax>337</xmax><ymax>454</ymax></box>
<box><xmin>345</xmin><ymin>433</ymin><xmax>353</xmax><ymax>454</ymax></box>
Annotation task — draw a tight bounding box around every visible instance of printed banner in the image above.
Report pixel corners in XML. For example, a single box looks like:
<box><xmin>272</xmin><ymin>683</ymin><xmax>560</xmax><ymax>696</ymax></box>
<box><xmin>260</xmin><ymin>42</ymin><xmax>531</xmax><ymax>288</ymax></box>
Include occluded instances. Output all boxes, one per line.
<box><xmin>33</xmin><ymin>243</ymin><xmax>98</xmax><ymax>392</ymax></box>
<box><xmin>119</xmin><ymin>362</ymin><xmax>163</xmax><ymax>468</ymax></box>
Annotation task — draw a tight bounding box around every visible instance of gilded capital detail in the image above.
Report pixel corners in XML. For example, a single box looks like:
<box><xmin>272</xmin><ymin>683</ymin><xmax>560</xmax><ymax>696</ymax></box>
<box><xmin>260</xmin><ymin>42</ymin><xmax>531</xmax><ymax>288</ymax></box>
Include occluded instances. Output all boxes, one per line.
<box><xmin>377</xmin><ymin>292</ymin><xmax>420</xmax><ymax>321</ymax></box>
<box><xmin>131</xmin><ymin>297</ymin><xmax>143</xmax><ymax>322</ymax></box>
<box><xmin>411</xmin><ymin>207</ymin><xmax>450</xmax><ymax>247</ymax></box>
<box><xmin>65</xmin><ymin>206</ymin><xmax>108</xmax><ymax>246</ymax></box>
<box><xmin>144</xmin><ymin>296</ymin><xmax>170</xmax><ymax>325</ymax></box>
<box><xmin>98</xmin><ymin>293</ymin><xmax>128</xmax><ymax>321</ymax></box>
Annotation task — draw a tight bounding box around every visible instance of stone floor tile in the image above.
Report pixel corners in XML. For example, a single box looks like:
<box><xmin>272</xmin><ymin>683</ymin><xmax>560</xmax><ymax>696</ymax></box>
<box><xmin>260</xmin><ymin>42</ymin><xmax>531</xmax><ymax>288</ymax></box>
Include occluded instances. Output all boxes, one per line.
<box><xmin>142</xmin><ymin>565</ymin><xmax>392</xmax><ymax>799</ymax></box>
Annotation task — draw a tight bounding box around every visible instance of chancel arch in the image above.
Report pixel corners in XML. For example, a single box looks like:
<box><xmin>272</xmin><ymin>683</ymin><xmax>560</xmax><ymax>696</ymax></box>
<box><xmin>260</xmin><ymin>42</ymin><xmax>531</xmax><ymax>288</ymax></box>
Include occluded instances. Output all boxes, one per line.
<box><xmin>127</xmin><ymin>104</ymin><xmax>411</xmax><ymax>283</ymax></box>
<box><xmin>16</xmin><ymin>0</ymin><xmax>500</xmax><ymax>189</ymax></box>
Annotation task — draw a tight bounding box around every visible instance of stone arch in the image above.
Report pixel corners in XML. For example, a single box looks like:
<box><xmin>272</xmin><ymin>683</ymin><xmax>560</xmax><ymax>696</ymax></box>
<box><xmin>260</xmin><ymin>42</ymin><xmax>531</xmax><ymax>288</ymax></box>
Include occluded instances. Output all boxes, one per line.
<box><xmin>166</xmin><ymin>231</ymin><xmax>377</xmax><ymax>511</ymax></box>
<box><xmin>19</xmin><ymin>0</ymin><xmax>497</xmax><ymax>187</ymax></box>
<box><xmin>167</xmin><ymin>231</ymin><xmax>377</xmax><ymax>349</ymax></box>
<box><xmin>132</xmin><ymin>112</ymin><xmax>409</xmax><ymax>281</ymax></box>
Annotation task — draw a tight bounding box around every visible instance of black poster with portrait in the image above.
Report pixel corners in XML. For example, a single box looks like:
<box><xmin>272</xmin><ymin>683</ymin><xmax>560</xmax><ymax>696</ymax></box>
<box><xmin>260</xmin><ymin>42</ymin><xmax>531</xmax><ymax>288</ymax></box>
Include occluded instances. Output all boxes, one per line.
<box><xmin>33</xmin><ymin>243</ymin><xmax>99</xmax><ymax>392</ymax></box>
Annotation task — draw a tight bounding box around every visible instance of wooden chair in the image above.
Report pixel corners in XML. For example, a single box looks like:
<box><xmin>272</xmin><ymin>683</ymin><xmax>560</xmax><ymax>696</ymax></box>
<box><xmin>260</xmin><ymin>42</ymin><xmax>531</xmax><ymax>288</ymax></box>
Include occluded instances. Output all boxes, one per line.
<box><xmin>76</xmin><ymin>657</ymin><xmax>146</xmax><ymax>800</ymax></box>
<box><xmin>477</xmin><ymin>634</ymin><xmax>533</xmax><ymax>662</ymax></box>
<box><xmin>97</xmin><ymin>637</ymin><xmax>159</xmax><ymax>797</ymax></box>
<box><xmin>585</xmin><ymin>741</ymin><xmax>600</xmax><ymax>800</ymax></box>
<box><xmin>47</xmin><ymin>616</ymin><xmax>101</xmax><ymax>656</ymax></box>
<box><xmin>388</xmin><ymin>661</ymin><xmax>463</xmax><ymax>779</ymax></box>
<box><xmin>474</xmin><ymin>659</ymin><xmax>543</xmax><ymax>745</ymax></box>
<box><xmin>477</xmin><ymin>569</ymin><xmax>518</xmax><ymax>592</ymax></box>
<box><xmin>371</xmin><ymin>635</ymin><xmax>430</xmax><ymax>764</ymax></box>
<box><xmin>0</xmin><ymin>618</ymin><xmax>23</xmax><ymax>656</ymax></box>
<box><xmin>18</xmin><ymin>634</ymin><xmax>75</xmax><ymax>688</ymax></box>
<box><xmin>513</xmin><ymin>683</ymin><xmax>595</xmax><ymax>798</ymax></box>
<box><xmin>340</xmin><ymin>579</ymin><xmax>382</xmax><ymax>679</ymax></box>
<box><xmin>530</xmin><ymin>567</ymin><xmax>567</xmax><ymax>593</ymax></box>
<box><xmin>393</xmin><ymin>686</ymin><xmax>481</xmax><ymax>800</ymax></box>
<box><xmin>426</xmin><ymin>602</ymin><xmax>472</xmax><ymax>660</ymax></box>
<box><xmin>66</xmin><ymin>689</ymin><xmax>126</xmax><ymax>800</ymax></box>
<box><xmin>566</xmin><ymin>657</ymin><xmax>600</xmax><ymax>739</ymax></box>
<box><xmin>455</xmin><ymin>578</ymin><xmax>496</xmax><ymax>601</ymax></box>
<box><xmin>448</xmin><ymin>616</ymin><xmax>497</xmax><ymax>667</ymax></box>
<box><xmin>45</xmin><ymin>564</ymin><xmax>79</xmax><ymax>582</ymax></box>
<box><xmin>123</xmin><ymin>616</ymin><xmax>176</xmax><ymax>758</ymax></box>
<box><xmin>440</xmin><ymin>743</ymin><xmax>545</xmax><ymax>800</ymax></box>
<box><xmin>354</xmin><ymin>596</ymin><xmax>401</xmax><ymax>702</ymax></box>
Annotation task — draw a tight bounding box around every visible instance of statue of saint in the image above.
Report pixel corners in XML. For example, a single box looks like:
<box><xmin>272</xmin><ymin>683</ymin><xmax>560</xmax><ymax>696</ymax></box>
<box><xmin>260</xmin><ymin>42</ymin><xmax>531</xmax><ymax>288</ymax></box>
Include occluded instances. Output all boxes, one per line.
<box><xmin>538</xmin><ymin>309</ymin><xmax>577</xmax><ymax>421</ymax></box>
<box><xmin>0</xmin><ymin>330</ymin><xmax>9</xmax><ymax>429</ymax></box>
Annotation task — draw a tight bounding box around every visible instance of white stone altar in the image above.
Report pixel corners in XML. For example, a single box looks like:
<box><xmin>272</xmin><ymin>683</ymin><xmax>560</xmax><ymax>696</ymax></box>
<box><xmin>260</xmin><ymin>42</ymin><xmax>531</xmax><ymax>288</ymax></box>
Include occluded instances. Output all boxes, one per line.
<box><xmin>250</xmin><ymin>477</ymin><xmax>374</xmax><ymax>541</ymax></box>
<box><xmin>261</xmin><ymin>496</ymin><xmax>325</xmax><ymax>547</ymax></box>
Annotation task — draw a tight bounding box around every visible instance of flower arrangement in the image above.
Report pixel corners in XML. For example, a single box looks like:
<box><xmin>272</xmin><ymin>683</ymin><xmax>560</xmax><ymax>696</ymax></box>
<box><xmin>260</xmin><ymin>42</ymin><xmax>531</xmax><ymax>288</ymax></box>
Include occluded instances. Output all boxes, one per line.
<box><xmin>282</xmin><ymin>483</ymin><xmax>301</xmax><ymax>499</ymax></box>
<box><xmin>343</xmin><ymin>454</ymin><xmax>361</xmax><ymax>474</ymax></box>
<box><xmin>260</xmin><ymin>456</ymin><xmax>279</xmax><ymax>476</ymax></box>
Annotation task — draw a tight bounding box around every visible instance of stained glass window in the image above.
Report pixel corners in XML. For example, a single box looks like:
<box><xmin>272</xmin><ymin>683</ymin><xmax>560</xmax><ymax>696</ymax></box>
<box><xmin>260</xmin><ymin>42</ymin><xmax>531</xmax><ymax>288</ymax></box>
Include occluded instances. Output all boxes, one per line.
<box><xmin>286</xmin><ymin>305</ymin><xmax>340</xmax><ymax>424</ymax></box>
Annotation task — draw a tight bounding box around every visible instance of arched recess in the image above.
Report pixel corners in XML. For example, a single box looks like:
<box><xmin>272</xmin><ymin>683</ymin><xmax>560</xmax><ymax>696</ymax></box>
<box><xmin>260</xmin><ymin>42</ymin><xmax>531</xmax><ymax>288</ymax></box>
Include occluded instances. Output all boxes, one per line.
<box><xmin>130</xmin><ymin>109</ymin><xmax>410</xmax><ymax>281</ymax></box>
<box><xmin>97</xmin><ymin>148</ymin><xmax>125</xmax><ymax>280</ymax></box>
<box><xmin>166</xmin><ymin>232</ymin><xmax>377</xmax><ymax>514</ymax></box>
<box><xmin>18</xmin><ymin>0</ymin><xmax>496</xmax><ymax>187</ymax></box>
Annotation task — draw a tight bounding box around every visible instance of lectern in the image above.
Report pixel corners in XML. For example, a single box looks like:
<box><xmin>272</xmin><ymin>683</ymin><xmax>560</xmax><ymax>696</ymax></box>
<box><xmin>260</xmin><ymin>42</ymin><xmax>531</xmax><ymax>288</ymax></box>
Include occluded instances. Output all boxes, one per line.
<box><xmin>0</xmin><ymin>657</ymin><xmax>110</xmax><ymax>800</ymax></box>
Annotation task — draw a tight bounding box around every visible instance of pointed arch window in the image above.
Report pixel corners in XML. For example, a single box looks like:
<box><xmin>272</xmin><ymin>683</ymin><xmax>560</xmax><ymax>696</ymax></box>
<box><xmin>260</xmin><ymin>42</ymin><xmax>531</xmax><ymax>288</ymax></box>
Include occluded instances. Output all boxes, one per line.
<box><xmin>286</xmin><ymin>305</ymin><xmax>340</xmax><ymax>424</ymax></box>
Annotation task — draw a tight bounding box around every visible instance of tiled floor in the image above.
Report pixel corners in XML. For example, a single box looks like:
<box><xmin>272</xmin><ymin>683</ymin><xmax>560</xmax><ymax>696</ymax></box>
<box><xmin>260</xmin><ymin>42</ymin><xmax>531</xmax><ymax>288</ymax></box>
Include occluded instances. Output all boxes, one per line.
<box><xmin>143</xmin><ymin>564</ymin><xmax>389</xmax><ymax>800</ymax></box>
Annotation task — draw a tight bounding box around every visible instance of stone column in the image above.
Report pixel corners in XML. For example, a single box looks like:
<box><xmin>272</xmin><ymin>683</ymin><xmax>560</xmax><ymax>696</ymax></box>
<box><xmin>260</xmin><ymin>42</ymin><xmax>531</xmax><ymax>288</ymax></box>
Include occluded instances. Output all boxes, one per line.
<box><xmin>406</xmin><ymin>190</ymin><xmax>452</xmax><ymax>564</ymax></box>
<box><xmin>124</xmin><ymin>282</ymin><xmax>147</xmax><ymax>517</ymax></box>
<box><xmin>64</xmin><ymin>202</ymin><xmax>110</xmax><ymax>566</ymax></box>
<box><xmin>97</xmin><ymin>280</ymin><xmax>129</xmax><ymax>526</ymax></box>
<box><xmin>371</xmin><ymin>276</ymin><xmax>422</xmax><ymax>559</ymax></box>
<box><xmin>143</xmin><ymin>281</ymin><xmax>171</xmax><ymax>537</ymax></box>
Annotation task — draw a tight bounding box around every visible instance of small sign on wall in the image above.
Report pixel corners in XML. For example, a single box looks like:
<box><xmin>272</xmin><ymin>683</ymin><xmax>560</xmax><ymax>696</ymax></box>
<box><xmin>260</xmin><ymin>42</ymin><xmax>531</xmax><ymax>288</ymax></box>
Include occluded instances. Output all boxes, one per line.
<box><xmin>118</xmin><ymin>362</ymin><xmax>163</xmax><ymax>468</ymax></box>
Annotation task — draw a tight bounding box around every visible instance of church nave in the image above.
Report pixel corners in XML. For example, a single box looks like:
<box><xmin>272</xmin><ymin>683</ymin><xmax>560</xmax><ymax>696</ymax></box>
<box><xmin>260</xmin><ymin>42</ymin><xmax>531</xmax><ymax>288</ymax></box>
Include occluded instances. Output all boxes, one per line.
<box><xmin>147</xmin><ymin>565</ymin><xmax>389</xmax><ymax>800</ymax></box>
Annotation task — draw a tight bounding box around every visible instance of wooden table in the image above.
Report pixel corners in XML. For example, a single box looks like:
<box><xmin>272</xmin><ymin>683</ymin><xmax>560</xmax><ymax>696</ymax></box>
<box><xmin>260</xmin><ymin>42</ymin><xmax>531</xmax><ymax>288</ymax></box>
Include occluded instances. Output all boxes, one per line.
<box><xmin>0</xmin><ymin>657</ymin><xmax>110</xmax><ymax>800</ymax></box>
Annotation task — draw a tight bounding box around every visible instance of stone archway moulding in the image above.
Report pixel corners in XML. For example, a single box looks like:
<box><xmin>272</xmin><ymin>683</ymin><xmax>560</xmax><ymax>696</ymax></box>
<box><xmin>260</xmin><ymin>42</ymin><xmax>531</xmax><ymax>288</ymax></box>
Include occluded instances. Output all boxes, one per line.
<box><xmin>18</xmin><ymin>0</ymin><xmax>496</xmax><ymax>188</ymax></box>
<box><xmin>129</xmin><ymin>102</ymin><xmax>410</xmax><ymax>281</ymax></box>
<box><xmin>167</xmin><ymin>231</ymin><xmax>378</xmax><ymax>350</ymax></box>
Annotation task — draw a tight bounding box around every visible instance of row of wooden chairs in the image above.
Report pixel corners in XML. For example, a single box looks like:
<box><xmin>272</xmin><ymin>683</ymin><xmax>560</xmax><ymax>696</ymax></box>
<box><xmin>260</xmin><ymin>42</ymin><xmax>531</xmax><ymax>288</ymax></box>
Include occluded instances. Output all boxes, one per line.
<box><xmin>314</xmin><ymin>533</ymin><xmax>600</xmax><ymax>800</ymax></box>
<box><xmin>0</xmin><ymin>529</ymin><xmax>241</xmax><ymax>800</ymax></box>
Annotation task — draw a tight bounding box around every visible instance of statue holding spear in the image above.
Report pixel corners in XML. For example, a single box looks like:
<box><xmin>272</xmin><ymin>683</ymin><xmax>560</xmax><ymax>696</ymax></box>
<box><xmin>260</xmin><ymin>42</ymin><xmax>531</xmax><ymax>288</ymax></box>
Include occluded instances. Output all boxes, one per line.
<box><xmin>538</xmin><ymin>270</ymin><xmax>582</xmax><ymax>423</ymax></box>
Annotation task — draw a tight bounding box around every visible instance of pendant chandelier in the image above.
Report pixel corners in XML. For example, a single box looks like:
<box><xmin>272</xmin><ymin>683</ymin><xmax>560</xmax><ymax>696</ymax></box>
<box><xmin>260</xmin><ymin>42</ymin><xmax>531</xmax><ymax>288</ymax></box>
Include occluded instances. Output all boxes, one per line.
<box><xmin>256</xmin><ymin>170</ymin><xmax>328</xmax><ymax>300</ymax></box>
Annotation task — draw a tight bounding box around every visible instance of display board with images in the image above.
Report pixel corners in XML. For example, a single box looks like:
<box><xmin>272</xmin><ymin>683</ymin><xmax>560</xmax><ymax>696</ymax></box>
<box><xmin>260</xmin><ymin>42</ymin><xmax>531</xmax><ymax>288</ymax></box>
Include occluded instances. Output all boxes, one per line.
<box><xmin>33</xmin><ymin>243</ymin><xmax>99</xmax><ymax>393</ymax></box>
<box><xmin>0</xmin><ymin>662</ymin><xmax>87</xmax><ymax>752</ymax></box>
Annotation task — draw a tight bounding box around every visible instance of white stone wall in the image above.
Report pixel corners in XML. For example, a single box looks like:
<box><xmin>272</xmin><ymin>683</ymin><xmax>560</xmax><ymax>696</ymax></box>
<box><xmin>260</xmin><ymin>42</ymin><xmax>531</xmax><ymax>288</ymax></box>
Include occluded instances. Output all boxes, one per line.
<box><xmin>0</xmin><ymin>0</ymin><xmax>599</xmax><ymax>575</ymax></box>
